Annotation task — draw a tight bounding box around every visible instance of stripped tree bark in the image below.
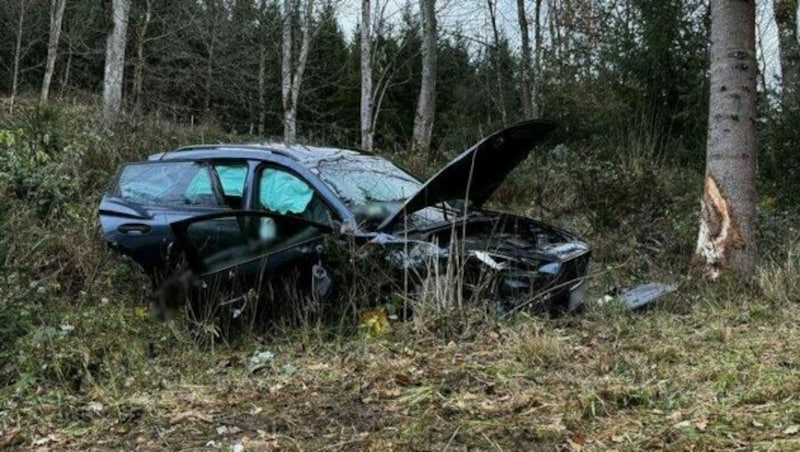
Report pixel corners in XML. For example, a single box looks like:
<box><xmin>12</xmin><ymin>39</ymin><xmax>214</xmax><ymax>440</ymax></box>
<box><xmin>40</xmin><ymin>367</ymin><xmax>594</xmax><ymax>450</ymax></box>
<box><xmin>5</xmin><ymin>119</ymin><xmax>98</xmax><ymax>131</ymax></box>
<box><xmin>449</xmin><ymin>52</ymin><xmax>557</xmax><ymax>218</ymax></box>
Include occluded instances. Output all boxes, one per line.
<box><xmin>282</xmin><ymin>0</ymin><xmax>314</xmax><ymax>144</ymax></box>
<box><xmin>41</xmin><ymin>0</ymin><xmax>67</xmax><ymax>106</ymax></box>
<box><xmin>774</xmin><ymin>0</ymin><xmax>800</xmax><ymax>107</ymax></box>
<box><xmin>360</xmin><ymin>0</ymin><xmax>374</xmax><ymax>151</ymax></box>
<box><xmin>412</xmin><ymin>0</ymin><xmax>437</xmax><ymax>156</ymax></box>
<box><xmin>102</xmin><ymin>0</ymin><xmax>132</xmax><ymax>121</ymax></box>
<box><xmin>695</xmin><ymin>0</ymin><xmax>757</xmax><ymax>278</ymax></box>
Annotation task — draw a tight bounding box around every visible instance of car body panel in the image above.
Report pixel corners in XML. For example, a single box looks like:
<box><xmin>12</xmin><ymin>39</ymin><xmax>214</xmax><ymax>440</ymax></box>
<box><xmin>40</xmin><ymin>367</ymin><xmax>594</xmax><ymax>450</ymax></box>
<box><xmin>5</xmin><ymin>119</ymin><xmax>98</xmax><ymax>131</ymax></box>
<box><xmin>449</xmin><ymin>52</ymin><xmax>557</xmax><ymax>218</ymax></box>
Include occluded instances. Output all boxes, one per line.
<box><xmin>378</xmin><ymin>120</ymin><xmax>557</xmax><ymax>231</ymax></box>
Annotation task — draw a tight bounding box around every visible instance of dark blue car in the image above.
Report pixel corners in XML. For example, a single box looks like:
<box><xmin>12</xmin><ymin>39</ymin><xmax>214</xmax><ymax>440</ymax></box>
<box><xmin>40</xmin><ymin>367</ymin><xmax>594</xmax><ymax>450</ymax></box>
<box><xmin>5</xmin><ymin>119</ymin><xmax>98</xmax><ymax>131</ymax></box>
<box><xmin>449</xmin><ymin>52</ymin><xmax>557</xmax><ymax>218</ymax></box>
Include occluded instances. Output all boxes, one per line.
<box><xmin>98</xmin><ymin>121</ymin><xmax>591</xmax><ymax>313</ymax></box>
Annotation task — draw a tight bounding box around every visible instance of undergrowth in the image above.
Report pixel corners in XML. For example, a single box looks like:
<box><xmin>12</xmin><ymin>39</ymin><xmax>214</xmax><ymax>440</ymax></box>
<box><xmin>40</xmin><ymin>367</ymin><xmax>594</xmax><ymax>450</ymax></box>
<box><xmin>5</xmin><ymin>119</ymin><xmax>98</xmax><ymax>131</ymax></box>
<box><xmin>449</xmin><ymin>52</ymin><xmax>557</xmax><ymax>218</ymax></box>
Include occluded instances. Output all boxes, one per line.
<box><xmin>0</xmin><ymin>102</ymin><xmax>798</xmax><ymax>449</ymax></box>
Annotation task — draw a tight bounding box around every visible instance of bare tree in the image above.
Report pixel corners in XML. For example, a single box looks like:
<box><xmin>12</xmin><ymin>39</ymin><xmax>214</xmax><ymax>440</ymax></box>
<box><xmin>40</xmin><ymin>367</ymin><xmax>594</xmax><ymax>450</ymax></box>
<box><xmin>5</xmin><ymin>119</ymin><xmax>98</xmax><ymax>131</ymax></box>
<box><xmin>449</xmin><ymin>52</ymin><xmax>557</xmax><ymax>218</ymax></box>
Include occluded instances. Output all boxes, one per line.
<box><xmin>774</xmin><ymin>0</ymin><xmax>800</xmax><ymax>107</ymax></box>
<box><xmin>132</xmin><ymin>0</ymin><xmax>151</xmax><ymax>112</ymax></box>
<box><xmin>412</xmin><ymin>0</ymin><xmax>437</xmax><ymax>155</ymax></box>
<box><xmin>696</xmin><ymin>0</ymin><xmax>757</xmax><ymax>278</ymax></box>
<box><xmin>102</xmin><ymin>0</ymin><xmax>132</xmax><ymax>121</ymax></box>
<box><xmin>40</xmin><ymin>0</ymin><xmax>67</xmax><ymax>106</ymax></box>
<box><xmin>360</xmin><ymin>0</ymin><xmax>374</xmax><ymax>151</ymax></box>
<box><xmin>10</xmin><ymin>0</ymin><xmax>27</xmax><ymax>113</ymax></box>
<box><xmin>517</xmin><ymin>0</ymin><xmax>542</xmax><ymax>118</ymax></box>
<box><xmin>282</xmin><ymin>0</ymin><xmax>314</xmax><ymax>144</ymax></box>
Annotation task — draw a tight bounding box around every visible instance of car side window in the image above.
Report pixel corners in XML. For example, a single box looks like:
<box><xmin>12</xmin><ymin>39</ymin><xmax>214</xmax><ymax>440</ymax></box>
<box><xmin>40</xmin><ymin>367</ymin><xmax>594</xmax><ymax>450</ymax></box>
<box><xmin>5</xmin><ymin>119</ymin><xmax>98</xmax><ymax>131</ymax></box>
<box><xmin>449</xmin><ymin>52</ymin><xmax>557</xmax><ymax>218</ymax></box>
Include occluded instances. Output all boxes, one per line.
<box><xmin>214</xmin><ymin>163</ymin><xmax>247</xmax><ymax>196</ymax></box>
<box><xmin>212</xmin><ymin>162</ymin><xmax>248</xmax><ymax>208</ymax></box>
<box><xmin>118</xmin><ymin>161</ymin><xmax>223</xmax><ymax>207</ymax></box>
<box><xmin>256</xmin><ymin>166</ymin><xmax>332</xmax><ymax>225</ymax></box>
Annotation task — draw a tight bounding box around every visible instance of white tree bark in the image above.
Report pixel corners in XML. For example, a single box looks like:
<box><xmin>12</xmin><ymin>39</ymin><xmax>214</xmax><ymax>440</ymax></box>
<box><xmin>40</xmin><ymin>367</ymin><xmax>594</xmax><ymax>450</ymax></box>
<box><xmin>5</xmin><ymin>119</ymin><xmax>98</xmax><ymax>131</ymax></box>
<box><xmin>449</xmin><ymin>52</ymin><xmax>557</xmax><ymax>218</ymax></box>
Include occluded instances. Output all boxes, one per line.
<box><xmin>282</xmin><ymin>0</ymin><xmax>314</xmax><ymax>144</ymax></box>
<box><xmin>41</xmin><ymin>0</ymin><xmax>67</xmax><ymax>106</ymax></box>
<box><xmin>412</xmin><ymin>0</ymin><xmax>437</xmax><ymax>155</ymax></box>
<box><xmin>695</xmin><ymin>0</ymin><xmax>758</xmax><ymax>278</ymax></box>
<box><xmin>360</xmin><ymin>0</ymin><xmax>374</xmax><ymax>151</ymax></box>
<box><xmin>10</xmin><ymin>0</ymin><xmax>27</xmax><ymax>114</ymax></box>
<box><xmin>102</xmin><ymin>0</ymin><xmax>132</xmax><ymax>121</ymax></box>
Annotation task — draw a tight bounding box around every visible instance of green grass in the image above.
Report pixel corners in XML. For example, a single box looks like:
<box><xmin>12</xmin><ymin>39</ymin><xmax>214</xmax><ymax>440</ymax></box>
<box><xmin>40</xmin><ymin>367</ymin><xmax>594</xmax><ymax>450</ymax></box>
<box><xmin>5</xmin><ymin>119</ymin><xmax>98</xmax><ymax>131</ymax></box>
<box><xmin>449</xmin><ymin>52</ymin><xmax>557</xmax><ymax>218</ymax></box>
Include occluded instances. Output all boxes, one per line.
<box><xmin>3</xmin><ymin>287</ymin><xmax>800</xmax><ymax>450</ymax></box>
<box><xmin>1</xmin><ymin>100</ymin><xmax>800</xmax><ymax>450</ymax></box>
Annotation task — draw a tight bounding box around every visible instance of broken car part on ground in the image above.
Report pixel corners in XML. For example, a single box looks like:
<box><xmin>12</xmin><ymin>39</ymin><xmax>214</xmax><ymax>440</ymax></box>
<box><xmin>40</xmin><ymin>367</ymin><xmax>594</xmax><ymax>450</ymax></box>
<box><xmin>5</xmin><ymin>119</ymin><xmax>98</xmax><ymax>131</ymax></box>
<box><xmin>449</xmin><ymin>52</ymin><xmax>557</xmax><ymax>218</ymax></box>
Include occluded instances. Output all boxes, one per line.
<box><xmin>98</xmin><ymin>120</ymin><xmax>594</xmax><ymax>319</ymax></box>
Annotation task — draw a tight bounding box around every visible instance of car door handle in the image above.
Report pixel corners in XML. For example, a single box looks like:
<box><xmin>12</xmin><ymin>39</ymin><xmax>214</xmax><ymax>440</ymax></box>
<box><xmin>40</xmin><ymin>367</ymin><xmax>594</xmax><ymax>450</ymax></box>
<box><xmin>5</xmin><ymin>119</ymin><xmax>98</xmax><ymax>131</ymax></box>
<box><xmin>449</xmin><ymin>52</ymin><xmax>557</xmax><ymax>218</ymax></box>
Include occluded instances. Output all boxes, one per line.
<box><xmin>118</xmin><ymin>223</ymin><xmax>152</xmax><ymax>235</ymax></box>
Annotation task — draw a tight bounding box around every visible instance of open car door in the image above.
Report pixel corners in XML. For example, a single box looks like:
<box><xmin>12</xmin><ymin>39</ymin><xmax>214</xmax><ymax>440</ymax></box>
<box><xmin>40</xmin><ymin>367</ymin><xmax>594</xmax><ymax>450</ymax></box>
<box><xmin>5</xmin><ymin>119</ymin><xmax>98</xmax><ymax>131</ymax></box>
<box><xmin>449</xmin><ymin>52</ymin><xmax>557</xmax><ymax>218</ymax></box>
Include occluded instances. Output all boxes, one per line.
<box><xmin>168</xmin><ymin>210</ymin><xmax>334</xmax><ymax>302</ymax></box>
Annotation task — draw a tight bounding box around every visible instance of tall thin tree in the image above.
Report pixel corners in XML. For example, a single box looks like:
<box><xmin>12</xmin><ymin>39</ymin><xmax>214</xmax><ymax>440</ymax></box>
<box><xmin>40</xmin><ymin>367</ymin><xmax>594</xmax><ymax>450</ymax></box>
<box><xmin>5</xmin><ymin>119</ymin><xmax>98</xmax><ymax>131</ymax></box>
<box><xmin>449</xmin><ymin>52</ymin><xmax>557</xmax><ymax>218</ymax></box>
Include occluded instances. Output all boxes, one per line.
<box><xmin>282</xmin><ymin>0</ymin><xmax>314</xmax><ymax>144</ymax></box>
<box><xmin>41</xmin><ymin>0</ymin><xmax>67</xmax><ymax>106</ymax></box>
<box><xmin>774</xmin><ymin>0</ymin><xmax>800</xmax><ymax>107</ymax></box>
<box><xmin>412</xmin><ymin>0</ymin><xmax>437</xmax><ymax>155</ymax></box>
<box><xmin>9</xmin><ymin>0</ymin><xmax>27</xmax><ymax>113</ymax></box>
<box><xmin>517</xmin><ymin>0</ymin><xmax>541</xmax><ymax>118</ymax></box>
<box><xmin>102</xmin><ymin>0</ymin><xmax>132</xmax><ymax>121</ymax></box>
<box><xmin>360</xmin><ymin>0</ymin><xmax>374</xmax><ymax>151</ymax></box>
<box><xmin>696</xmin><ymin>0</ymin><xmax>758</xmax><ymax>278</ymax></box>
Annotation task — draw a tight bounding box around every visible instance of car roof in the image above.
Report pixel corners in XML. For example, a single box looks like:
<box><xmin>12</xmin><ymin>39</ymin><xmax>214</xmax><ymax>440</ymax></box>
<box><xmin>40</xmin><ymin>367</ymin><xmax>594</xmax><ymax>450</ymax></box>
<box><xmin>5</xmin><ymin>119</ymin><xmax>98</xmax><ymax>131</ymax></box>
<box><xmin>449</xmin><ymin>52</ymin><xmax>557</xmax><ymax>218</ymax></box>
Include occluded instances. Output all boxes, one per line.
<box><xmin>148</xmin><ymin>142</ymin><xmax>373</xmax><ymax>167</ymax></box>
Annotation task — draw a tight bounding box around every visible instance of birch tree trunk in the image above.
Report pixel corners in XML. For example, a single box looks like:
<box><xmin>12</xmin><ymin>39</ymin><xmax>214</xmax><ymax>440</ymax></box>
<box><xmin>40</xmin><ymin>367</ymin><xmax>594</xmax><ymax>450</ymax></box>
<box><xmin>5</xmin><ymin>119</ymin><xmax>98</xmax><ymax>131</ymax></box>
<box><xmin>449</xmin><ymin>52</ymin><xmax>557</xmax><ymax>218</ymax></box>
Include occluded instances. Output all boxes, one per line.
<box><xmin>282</xmin><ymin>0</ymin><xmax>313</xmax><ymax>144</ymax></box>
<box><xmin>41</xmin><ymin>0</ymin><xmax>67</xmax><ymax>106</ymax></box>
<box><xmin>695</xmin><ymin>0</ymin><xmax>758</xmax><ymax>278</ymax></box>
<box><xmin>102</xmin><ymin>0</ymin><xmax>132</xmax><ymax>121</ymax></box>
<box><xmin>774</xmin><ymin>0</ymin><xmax>800</xmax><ymax>107</ymax></box>
<box><xmin>281</xmin><ymin>0</ymin><xmax>294</xmax><ymax>142</ymax></box>
<box><xmin>412</xmin><ymin>0</ymin><xmax>437</xmax><ymax>155</ymax></box>
<box><xmin>360</xmin><ymin>0</ymin><xmax>374</xmax><ymax>151</ymax></box>
<box><xmin>10</xmin><ymin>0</ymin><xmax>26</xmax><ymax>114</ymax></box>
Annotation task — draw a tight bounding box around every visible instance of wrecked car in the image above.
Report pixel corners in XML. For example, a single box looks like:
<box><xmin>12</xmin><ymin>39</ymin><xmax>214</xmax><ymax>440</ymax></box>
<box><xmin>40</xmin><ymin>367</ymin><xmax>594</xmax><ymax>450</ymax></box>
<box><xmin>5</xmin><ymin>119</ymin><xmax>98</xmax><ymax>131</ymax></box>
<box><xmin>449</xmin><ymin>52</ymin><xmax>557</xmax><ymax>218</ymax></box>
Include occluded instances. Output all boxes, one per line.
<box><xmin>98</xmin><ymin>120</ymin><xmax>591</xmax><ymax>315</ymax></box>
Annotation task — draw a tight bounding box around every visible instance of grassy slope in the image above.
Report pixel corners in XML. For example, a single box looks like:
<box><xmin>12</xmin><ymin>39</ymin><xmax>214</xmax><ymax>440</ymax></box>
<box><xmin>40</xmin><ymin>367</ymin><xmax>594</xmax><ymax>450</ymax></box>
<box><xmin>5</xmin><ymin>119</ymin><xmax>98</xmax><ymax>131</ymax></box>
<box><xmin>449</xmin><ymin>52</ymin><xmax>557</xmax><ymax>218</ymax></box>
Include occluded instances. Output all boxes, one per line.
<box><xmin>3</xmin><ymin>292</ymin><xmax>800</xmax><ymax>450</ymax></box>
<box><xmin>1</xmin><ymin>102</ymin><xmax>799</xmax><ymax>450</ymax></box>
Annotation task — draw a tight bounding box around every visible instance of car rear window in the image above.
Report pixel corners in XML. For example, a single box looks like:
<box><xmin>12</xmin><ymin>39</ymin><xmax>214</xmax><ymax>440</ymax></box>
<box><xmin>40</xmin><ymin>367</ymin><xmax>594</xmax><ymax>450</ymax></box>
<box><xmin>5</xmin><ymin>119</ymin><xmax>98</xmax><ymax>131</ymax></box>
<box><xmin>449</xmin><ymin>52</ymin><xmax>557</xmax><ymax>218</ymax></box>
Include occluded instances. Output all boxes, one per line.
<box><xmin>116</xmin><ymin>162</ymin><xmax>222</xmax><ymax>206</ymax></box>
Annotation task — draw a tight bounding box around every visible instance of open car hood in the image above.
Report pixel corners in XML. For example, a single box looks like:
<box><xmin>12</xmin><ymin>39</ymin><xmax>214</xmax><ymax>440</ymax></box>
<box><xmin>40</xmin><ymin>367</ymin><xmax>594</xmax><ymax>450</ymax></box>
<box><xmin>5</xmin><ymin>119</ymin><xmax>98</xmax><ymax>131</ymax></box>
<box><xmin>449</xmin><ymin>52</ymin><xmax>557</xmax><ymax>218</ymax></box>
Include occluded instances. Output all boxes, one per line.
<box><xmin>378</xmin><ymin>120</ymin><xmax>558</xmax><ymax>231</ymax></box>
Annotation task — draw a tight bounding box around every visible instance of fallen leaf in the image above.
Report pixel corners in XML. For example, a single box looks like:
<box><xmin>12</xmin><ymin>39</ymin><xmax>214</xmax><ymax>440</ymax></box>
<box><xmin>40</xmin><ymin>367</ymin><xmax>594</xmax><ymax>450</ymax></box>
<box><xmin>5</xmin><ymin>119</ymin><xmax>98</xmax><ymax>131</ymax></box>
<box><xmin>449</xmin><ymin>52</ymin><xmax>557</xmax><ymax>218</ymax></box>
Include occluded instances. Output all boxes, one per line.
<box><xmin>673</xmin><ymin>420</ymin><xmax>692</xmax><ymax>429</ymax></box>
<box><xmin>169</xmin><ymin>410</ymin><xmax>212</xmax><ymax>425</ymax></box>
<box><xmin>784</xmin><ymin>425</ymin><xmax>800</xmax><ymax>435</ymax></box>
<box><xmin>694</xmin><ymin>418</ymin><xmax>708</xmax><ymax>431</ymax></box>
<box><xmin>566</xmin><ymin>439</ymin><xmax>583</xmax><ymax>452</ymax></box>
<box><xmin>752</xmin><ymin>420</ymin><xmax>764</xmax><ymax>428</ymax></box>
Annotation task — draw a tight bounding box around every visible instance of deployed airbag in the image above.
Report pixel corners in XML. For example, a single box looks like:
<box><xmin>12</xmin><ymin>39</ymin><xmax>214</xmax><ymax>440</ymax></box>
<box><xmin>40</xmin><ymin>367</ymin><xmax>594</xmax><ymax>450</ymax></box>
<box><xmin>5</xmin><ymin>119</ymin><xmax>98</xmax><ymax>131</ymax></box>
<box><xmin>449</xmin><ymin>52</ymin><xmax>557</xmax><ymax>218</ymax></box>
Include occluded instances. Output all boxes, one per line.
<box><xmin>259</xmin><ymin>169</ymin><xmax>314</xmax><ymax>214</ymax></box>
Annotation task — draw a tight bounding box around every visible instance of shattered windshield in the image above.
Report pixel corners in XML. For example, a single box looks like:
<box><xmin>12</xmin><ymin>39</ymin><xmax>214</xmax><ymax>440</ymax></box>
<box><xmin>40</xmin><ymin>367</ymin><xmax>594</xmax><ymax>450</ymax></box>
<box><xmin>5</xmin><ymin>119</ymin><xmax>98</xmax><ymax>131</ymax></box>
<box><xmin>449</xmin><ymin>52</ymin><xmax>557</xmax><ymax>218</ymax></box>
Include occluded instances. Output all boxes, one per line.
<box><xmin>316</xmin><ymin>156</ymin><xmax>422</xmax><ymax>207</ymax></box>
<box><xmin>316</xmin><ymin>155</ymin><xmax>450</xmax><ymax>230</ymax></box>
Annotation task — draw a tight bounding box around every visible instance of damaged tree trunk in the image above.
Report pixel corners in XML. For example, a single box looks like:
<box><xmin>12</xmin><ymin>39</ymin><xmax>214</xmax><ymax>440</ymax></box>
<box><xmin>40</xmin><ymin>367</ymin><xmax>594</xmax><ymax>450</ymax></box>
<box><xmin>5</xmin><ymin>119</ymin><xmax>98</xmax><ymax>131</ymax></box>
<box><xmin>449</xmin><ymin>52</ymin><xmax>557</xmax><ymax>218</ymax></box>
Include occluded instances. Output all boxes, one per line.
<box><xmin>695</xmin><ymin>0</ymin><xmax>757</xmax><ymax>278</ymax></box>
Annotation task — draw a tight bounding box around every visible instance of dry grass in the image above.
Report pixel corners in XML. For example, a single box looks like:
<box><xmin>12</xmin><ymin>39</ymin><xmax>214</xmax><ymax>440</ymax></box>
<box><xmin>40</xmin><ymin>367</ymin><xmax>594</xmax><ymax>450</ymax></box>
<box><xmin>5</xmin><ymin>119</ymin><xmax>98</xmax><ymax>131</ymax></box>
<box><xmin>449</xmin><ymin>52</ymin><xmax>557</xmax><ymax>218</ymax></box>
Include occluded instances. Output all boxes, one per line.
<box><xmin>3</xmin><ymin>281</ymin><xmax>800</xmax><ymax>450</ymax></box>
<box><xmin>758</xmin><ymin>240</ymin><xmax>800</xmax><ymax>305</ymax></box>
